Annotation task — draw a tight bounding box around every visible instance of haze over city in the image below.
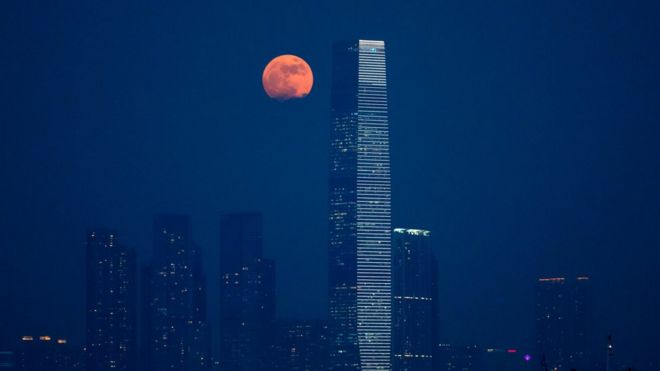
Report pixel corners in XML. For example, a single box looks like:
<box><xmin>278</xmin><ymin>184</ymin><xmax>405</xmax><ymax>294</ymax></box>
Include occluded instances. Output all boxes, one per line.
<box><xmin>1</xmin><ymin>1</ymin><xmax>659</xmax><ymax>370</ymax></box>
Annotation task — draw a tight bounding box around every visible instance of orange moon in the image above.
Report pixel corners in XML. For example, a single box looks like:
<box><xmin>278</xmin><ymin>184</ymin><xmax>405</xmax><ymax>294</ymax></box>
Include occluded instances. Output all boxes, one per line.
<box><xmin>262</xmin><ymin>54</ymin><xmax>313</xmax><ymax>101</ymax></box>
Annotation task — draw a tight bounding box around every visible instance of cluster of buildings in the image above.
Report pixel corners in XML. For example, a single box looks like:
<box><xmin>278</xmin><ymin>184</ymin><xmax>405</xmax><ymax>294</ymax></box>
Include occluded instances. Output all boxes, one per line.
<box><xmin>4</xmin><ymin>218</ymin><xmax>444</xmax><ymax>371</ymax></box>
<box><xmin>3</xmin><ymin>40</ymin><xmax>600</xmax><ymax>371</ymax></box>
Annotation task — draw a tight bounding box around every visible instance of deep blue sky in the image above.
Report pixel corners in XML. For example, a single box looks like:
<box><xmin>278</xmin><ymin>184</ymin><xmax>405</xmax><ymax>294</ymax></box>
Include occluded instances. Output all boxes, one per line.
<box><xmin>1</xmin><ymin>0</ymin><xmax>659</xmax><ymax>368</ymax></box>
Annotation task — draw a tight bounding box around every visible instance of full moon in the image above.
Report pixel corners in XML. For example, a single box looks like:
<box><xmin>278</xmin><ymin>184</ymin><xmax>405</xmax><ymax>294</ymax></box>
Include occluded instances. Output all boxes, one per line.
<box><xmin>262</xmin><ymin>54</ymin><xmax>313</xmax><ymax>101</ymax></box>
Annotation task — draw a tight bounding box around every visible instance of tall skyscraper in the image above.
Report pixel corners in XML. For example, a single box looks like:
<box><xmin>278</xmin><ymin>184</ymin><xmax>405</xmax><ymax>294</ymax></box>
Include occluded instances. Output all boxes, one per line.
<box><xmin>328</xmin><ymin>39</ymin><xmax>392</xmax><ymax>371</ymax></box>
<box><xmin>142</xmin><ymin>214</ymin><xmax>210</xmax><ymax>371</ymax></box>
<box><xmin>391</xmin><ymin>228</ymin><xmax>437</xmax><ymax>371</ymax></box>
<box><xmin>534</xmin><ymin>276</ymin><xmax>591</xmax><ymax>371</ymax></box>
<box><xmin>85</xmin><ymin>229</ymin><xmax>137</xmax><ymax>371</ymax></box>
<box><xmin>218</xmin><ymin>212</ymin><xmax>275</xmax><ymax>371</ymax></box>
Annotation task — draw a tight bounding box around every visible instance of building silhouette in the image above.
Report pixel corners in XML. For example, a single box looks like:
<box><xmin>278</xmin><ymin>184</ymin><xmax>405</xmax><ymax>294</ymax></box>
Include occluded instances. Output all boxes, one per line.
<box><xmin>142</xmin><ymin>214</ymin><xmax>210</xmax><ymax>371</ymax></box>
<box><xmin>391</xmin><ymin>228</ymin><xmax>437</xmax><ymax>371</ymax></box>
<box><xmin>434</xmin><ymin>344</ymin><xmax>482</xmax><ymax>371</ymax></box>
<box><xmin>14</xmin><ymin>336</ymin><xmax>83</xmax><ymax>371</ymax></box>
<box><xmin>0</xmin><ymin>350</ymin><xmax>14</xmax><ymax>370</ymax></box>
<box><xmin>270</xmin><ymin>319</ymin><xmax>328</xmax><ymax>371</ymax></box>
<box><xmin>328</xmin><ymin>39</ymin><xmax>392</xmax><ymax>371</ymax></box>
<box><xmin>534</xmin><ymin>276</ymin><xmax>591</xmax><ymax>371</ymax></box>
<box><xmin>218</xmin><ymin>212</ymin><xmax>275</xmax><ymax>371</ymax></box>
<box><xmin>482</xmin><ymin>347</ymin><xmax>528</xmax><ymax>371</ymax></box>
<box><xmin>85</xmin><ymin>229</ymin><xmax>137</xmax><ymax>371</ymax></box>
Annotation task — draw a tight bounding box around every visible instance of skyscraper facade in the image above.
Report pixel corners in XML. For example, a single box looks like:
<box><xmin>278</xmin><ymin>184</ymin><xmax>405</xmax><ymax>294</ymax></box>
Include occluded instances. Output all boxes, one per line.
<box><xmin>328</xmin><ymin>39</ymin><xmax>392</xmax><ymax>371</ymax></box>
<box><xmin>85</xmin><ymin>229</ymin><xmax>137</xmax><ymax>371</ymax></box>
<box><xmin>534</xmin><ymin>276</ymin><xmax>591</xmax><ymax>371</ymax></box>
<box><xmin>218</xmin><ymin>212</ymin><xmax>275</xmax><ymax>371</ymax></box>
<box><xmin>391</xmin><ymin>228</ymin><xmax>437</xmax><ymax>371</ymax></box>
<box><xmin>142</xmin><ymin>214</ymin><xmax>210</xmax><ymax>371</ymax></box>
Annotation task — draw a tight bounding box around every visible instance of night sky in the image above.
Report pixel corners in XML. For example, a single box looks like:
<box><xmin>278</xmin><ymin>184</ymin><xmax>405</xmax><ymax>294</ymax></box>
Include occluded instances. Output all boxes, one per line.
<box><xmin>1</xmin><ymin>0</ymin><xmax>659</xmax><ymax>368</ymax></box>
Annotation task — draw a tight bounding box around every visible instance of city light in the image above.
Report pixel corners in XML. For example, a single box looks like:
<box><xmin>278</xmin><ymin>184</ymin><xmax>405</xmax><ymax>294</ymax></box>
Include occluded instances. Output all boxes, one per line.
<box><xmin>538</xmin><ymin>277</ymin><xmax>566</xmax><ymax>282</ymax></box>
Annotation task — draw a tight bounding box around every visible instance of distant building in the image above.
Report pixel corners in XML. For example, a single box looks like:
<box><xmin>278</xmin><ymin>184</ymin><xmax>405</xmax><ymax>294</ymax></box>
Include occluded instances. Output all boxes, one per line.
<box><xmin>142</xmin><ymin>214</ymin><xmax>211</xmax><ymax>371</ymax></box>
<box><xmin>85</xmin><ymin>229</ymin><xmax>137</xmax><ymax>371</ymax></box>
<box><xmin>434</xmin><ymin>345</ymin><xmax>529</xmax><ymax>371</ymax></box>
<box><xmin>434</xmin><ymin>344</ymin><xmax>481</xmax><ymax>371</ymax></box>
<box><xmin>391</xmin><ymin>228</ymin><xmax>437</xmax><ymax>371</ymax></box>
<box><xmin>218</xmin><ymin>212</ymin><xmax>275</xmax><ymax>371</ymax></box>
<box><xmin>534</xmin><ymin>276</ymin><xmax>591</xmax><ymax>371</ymax></box>
<box><xmin>328</xmin><ymin>39</ymin><xmax>392</xmax><ymax>371</ymax></box>
<box><xmin>0</xmin><ymin>350</ymin><xmax>15</xmax><ymax>370</ymax></box>
<box><xmin>14</xmin><ymin>336</ymin><xmax>83</xmax><ymax>370</ymax></box>
<box><xmin>270</xmin><ymin>319</ymin><xmax>328</xmax><ymax>371</ymax></box>
<box><xmin>482</xmin><ymin>347</ymin><xmax>528</xmax><ymax>371</ymax></box>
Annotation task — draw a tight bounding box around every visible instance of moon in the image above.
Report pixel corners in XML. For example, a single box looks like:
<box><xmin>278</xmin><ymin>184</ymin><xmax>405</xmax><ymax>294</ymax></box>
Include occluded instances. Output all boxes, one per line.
<box><xmin>262</xmin><ymin>54</ymin><xmax>313</xmax><ymax>101</ymax></box>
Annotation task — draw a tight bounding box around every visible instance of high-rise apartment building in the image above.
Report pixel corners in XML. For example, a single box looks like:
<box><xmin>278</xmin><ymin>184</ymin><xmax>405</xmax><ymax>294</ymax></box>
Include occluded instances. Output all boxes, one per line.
<box><xmin>142</xmin><ymin>214</ymin><xmax>210</xmax><ymax>371</ymax></box>
<box><xmin>534</xmin><ymin>276</ymin><xmax>591</xmax><ymax>371</ymax></box>
<box><xmin>85</xmin><ymin>229</ymin><xmax>137</xmax><ymax>371</ymax></box>
<box><xmin>218</xmin><ymin>212</ymin><xmax>275</xmax><ymax>371</ymax></box>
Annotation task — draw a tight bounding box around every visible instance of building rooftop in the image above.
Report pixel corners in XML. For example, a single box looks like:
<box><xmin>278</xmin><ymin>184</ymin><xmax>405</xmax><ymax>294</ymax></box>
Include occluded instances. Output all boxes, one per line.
<box><xmin>393</xmin><ymin>228</ymin><xmax>430</xmax><ymax>236</ymax></box>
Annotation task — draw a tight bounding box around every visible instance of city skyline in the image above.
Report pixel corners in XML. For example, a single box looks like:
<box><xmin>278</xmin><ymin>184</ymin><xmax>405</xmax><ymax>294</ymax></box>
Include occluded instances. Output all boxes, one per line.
<box><xmin>2</xmin><ymin>217</ymin><xmax>606</xmax><ymax>371</ymax></box>
<box><xmin>2</xmin><ymin>1</ymin><xmax>660</xmax><ymax>370</ymax></box>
